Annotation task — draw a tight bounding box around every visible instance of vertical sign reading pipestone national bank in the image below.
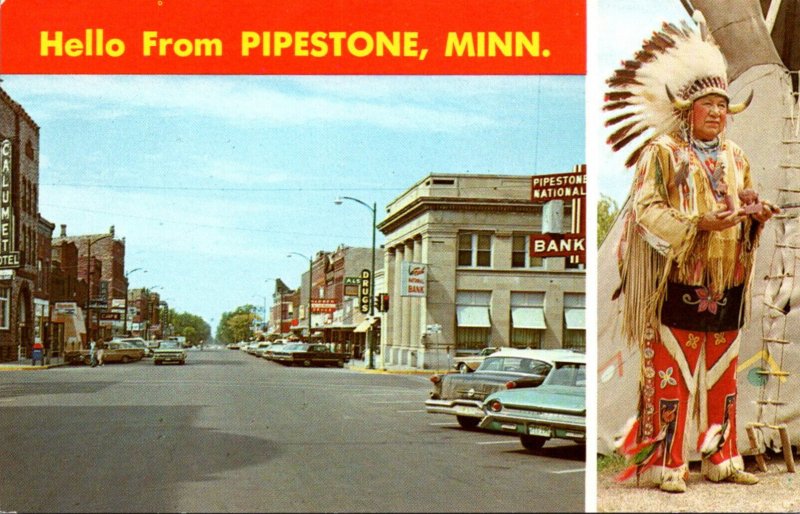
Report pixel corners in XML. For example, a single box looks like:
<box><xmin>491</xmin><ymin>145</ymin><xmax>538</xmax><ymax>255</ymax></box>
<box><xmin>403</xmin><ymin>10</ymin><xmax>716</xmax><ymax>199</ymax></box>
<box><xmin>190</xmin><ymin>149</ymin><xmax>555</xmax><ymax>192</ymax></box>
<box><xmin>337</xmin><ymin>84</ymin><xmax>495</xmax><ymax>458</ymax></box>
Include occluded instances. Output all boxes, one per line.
<box><xmin>0</xmin><ymin>140</ymin><xmax>20</xmax><ymax>269</ymax></box>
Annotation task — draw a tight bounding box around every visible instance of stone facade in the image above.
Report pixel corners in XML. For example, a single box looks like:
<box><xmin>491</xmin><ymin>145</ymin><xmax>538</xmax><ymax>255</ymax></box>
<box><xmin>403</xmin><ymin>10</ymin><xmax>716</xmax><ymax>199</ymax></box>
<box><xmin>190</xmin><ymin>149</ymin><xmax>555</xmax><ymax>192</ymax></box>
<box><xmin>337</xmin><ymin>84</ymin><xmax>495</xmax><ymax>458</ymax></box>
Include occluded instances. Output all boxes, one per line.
<box><xmin>377</xmin><ymin>172</ymin><xmax>586</xmax><ymax>369</ymax></box>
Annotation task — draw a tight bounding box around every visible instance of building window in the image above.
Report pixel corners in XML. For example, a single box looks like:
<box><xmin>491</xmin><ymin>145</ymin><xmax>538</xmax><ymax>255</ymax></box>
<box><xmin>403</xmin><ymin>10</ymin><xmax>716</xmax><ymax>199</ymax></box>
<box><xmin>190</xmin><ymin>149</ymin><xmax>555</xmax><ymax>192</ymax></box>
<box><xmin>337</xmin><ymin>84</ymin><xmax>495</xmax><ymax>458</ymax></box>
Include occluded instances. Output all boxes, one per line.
<box><xmin>563</xmin><ymin>293</ymin><xmax>586</xmax><ymax>351</ymax></box>
<box><xmin>0</xmin><ymin>288</ymin><xmax>9</xmax><ymax>330</ymax></box>
<box><xmin>510</xmin><ymin>292</ymin><xmax>546</xmax><ymax>348</ymax></box>
<box><xmin>511</xmin><ymin>235</ymin><xmax>544</xmax><ymax>269</ymax></box>
<box><xmin>455</xmin><ymin>290</ymin><xmax>491</xmax><ymax>349</ymax></box>
<box><xmin>457</xmin><ymin>233</ymin><xmax>492</xmax><ymax>267</ymax></box>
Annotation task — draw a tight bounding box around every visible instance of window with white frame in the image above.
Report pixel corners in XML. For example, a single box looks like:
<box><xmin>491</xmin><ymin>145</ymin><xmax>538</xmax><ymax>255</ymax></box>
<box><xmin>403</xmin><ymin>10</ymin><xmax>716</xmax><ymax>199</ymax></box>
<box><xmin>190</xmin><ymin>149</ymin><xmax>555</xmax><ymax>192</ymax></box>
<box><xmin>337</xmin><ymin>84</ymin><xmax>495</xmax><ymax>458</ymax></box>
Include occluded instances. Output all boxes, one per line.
<box><xmin>455</xmin><ymin>290</ymin><xmax>491</xmax><ymax>349</ymax></box>
<box><xmin>457</xmin><ymin>233</ymin><xmax>492</xmax><ymax>268</ymax></box>
<box><xmin>0</xmin><ymin>288</ymin><xmax>9</xmax><ymax>330</ymax></box>
<box><xmin>510</xmin><ymin>292</ymin><xmax>546</xmax><ymax>348</ymax></box>
<box><xmin>511</xmin><ymin>235</ymin><xmax>544</xmax><ymax>269</ymax></box>
<box><xmin>563</xmin><ymin>292</ymin><xmax>586</xmax><ymax>351</ymax></box>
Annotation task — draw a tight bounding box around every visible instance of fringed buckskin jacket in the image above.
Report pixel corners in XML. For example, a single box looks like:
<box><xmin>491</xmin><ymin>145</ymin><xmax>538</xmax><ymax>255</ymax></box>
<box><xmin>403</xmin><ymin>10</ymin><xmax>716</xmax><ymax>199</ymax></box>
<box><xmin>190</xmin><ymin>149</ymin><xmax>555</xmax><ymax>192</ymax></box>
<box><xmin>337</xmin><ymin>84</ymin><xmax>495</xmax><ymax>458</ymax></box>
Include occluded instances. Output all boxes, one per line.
<box><xmin>616</xmin><ymin>133</ymin><xmax>760</xmax><ymax>346</ymax></box>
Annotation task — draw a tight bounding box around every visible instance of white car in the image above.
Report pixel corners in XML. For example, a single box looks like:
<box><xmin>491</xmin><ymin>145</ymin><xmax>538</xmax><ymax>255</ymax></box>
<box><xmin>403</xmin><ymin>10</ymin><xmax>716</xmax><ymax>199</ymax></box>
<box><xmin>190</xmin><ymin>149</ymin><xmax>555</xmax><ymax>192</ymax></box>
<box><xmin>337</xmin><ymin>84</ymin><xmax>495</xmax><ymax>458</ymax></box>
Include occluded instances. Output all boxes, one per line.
<box><xmin>153</xmin><ymin>340</ymin><xmax>186</xmax><ymax>365</ymax></box>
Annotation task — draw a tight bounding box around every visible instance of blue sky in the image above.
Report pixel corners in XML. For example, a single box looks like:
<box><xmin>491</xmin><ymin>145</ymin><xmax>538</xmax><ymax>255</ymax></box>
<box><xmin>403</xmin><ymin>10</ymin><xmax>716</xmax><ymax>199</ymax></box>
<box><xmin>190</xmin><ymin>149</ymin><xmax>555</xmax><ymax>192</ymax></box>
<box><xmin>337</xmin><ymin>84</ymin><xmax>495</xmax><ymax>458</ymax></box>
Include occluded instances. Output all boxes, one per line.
<box><xmin>590</xmin><ymin>0</ymin><xmax>693</xmax><ymax>207</ymax></box>
<box><xmin>1</xmin><ymin>75</ymin><xmax>584</xmax><ymax>327</ymax></box>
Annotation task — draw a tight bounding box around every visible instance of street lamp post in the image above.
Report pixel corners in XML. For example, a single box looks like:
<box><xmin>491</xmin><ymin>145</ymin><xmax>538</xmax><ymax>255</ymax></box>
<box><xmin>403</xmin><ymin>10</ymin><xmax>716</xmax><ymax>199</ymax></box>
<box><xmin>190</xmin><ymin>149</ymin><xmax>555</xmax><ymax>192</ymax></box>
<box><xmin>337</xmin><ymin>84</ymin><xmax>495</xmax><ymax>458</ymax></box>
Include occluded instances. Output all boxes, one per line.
<box><xmin>335</xmin><ymin>196</ymin><xmax>377</xmax><ymax>369</ymax></box>
<box><xmin>86</xmin><ymin>232</ymin><xmax>113</xmax><ymax>344</ymax></box>
<box><xmin>123</xmin><ymin>267</ymin><xmax>145</xmax><ymax>337</ymax></box>
<box><xmin>288</xmin><ymin>252</ymin><xmax>313</xmax><ymax>341</ymax></box>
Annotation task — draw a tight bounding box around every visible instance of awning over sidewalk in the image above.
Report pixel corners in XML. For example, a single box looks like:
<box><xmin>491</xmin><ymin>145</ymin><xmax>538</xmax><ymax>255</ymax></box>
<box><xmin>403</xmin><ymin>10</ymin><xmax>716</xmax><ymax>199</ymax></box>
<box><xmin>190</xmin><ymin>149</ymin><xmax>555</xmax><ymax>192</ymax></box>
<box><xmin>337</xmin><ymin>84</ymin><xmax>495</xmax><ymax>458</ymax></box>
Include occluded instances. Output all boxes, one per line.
<box><xmin>456</xmin><ymin>305</ymin><xmax>491</xmax><ymax>327</ymax></box>
<box><xmin>353</xmin><ymin>317</ymin><xmax>379</xmax><ymax>333</ymax></box>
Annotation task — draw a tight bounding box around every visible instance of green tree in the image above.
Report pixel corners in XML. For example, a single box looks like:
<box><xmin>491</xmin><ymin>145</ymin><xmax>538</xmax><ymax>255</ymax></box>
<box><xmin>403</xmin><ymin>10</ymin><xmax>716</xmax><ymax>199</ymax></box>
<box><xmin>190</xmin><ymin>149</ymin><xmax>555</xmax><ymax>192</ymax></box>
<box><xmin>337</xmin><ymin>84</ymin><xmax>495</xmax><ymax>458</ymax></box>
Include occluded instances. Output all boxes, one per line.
<box><xmin>216</xmin><ymin>304</ymin><xmax>259</xmax><ymax>344</ymax></box>
<box><xmin>598</xmin><ymin>194</ymin><xmax>622</xmax><ymax>247</ymax></box>
<box><xmin>169</xmin><ymin>310</ymin><xmax>211</xmax><ymax>346</ymax></box>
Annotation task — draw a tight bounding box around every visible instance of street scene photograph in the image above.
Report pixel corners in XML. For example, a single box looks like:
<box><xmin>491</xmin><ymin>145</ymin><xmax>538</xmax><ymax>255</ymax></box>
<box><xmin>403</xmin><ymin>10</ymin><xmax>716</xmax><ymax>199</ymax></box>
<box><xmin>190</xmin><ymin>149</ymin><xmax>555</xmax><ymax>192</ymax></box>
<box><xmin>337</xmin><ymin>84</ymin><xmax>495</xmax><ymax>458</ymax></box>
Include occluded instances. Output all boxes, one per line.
<box><xmin>0</xmin><ymin>69</ymin><xmax>586</xmax><ymax>511</ymax></box>
<box><xmin>595</xmin><ymin>0</ymin><xmax>800</xmax><ymax>511</ymax></box>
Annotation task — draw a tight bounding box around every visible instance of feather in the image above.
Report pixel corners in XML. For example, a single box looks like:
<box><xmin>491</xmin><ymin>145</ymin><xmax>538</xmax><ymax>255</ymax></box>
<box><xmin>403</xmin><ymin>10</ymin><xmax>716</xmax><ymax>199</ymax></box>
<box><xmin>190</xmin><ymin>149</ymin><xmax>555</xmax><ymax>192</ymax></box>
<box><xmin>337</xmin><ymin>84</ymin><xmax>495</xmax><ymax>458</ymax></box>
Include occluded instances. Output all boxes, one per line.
<box><xmin>603</xmin><ymin>100</ymin><xmax>633</xmax><ymax>112</ymax></box>
<box><xmin>611</xmin><ymin>128</ymin><xmax>646</xmax><ymax>153</ymax></box>
<box><xmin>605</xmin><ymin>111</ymin><xmax>636</xmax><ymax>128</ymax></box>
<box><xmin>607</xmin><ymin>75</ymin><xmax>643</xmax><ymax>88</ymax></box>
<box><xmin>604</xmin><ymin>91</ymin><xmax>633</xmax><ymax>102</ymax></box>
<box><xmin>607</xmin><ymin>122</ymin><xmax>641</xmax><ymax>146</ymax></box>
<box><xmin>625</xmin><ymin>143</ymin><xmax>649</xmax><ymax>168</ymax></box>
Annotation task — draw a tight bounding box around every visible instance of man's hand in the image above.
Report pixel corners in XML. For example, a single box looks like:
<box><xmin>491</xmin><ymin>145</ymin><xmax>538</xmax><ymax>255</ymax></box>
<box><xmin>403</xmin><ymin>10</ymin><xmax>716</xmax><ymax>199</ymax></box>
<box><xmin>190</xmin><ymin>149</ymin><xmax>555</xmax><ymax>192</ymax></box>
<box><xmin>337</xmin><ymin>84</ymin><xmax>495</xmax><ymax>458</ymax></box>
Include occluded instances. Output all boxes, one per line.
<box><xmin>752</xmin><ymin>200</ymin><xmax>781</xmax><ymax>224</ymax></box>
<box><xmin>697</xmin><ymin>208</ymin><xmax>747</xmax><ymax>231</ymax></box>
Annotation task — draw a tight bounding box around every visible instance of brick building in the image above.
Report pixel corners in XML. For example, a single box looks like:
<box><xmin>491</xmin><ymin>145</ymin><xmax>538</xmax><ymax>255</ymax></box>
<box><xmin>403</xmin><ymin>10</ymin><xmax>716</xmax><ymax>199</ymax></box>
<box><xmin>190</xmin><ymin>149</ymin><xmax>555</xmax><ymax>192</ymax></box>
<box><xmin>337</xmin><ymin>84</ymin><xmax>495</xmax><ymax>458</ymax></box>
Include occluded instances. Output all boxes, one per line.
<box><xmin>54</xmin><ymin>225</ymin><xmax>126</xmax><ymax>341</ymax></box>
<box><xmin>0</xmin><ymin>87</ymin><xmax>43</xmax><ymax>362</ymax></box>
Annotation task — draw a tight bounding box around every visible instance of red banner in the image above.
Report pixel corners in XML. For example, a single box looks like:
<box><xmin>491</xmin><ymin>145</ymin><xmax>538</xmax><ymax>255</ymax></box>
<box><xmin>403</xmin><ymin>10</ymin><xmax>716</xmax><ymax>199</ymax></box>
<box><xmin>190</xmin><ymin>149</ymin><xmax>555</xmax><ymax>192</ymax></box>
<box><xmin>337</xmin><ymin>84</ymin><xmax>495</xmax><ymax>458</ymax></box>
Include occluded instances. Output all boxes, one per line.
<box><xmin>0</xmin><ymin>0</ymin><xmax>585</xmax><ymax>75</ymax></box>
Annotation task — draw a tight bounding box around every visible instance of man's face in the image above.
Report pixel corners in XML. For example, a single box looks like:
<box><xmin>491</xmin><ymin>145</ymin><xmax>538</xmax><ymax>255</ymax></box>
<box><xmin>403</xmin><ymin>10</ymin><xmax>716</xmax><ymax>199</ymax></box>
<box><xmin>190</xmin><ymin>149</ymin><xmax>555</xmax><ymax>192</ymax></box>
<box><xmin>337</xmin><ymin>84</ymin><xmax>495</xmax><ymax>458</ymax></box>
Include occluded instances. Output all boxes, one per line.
<box><xmin>691</xmin><ymin>94</ymin><xmax>728</xmax><ymax>141</ymax></box>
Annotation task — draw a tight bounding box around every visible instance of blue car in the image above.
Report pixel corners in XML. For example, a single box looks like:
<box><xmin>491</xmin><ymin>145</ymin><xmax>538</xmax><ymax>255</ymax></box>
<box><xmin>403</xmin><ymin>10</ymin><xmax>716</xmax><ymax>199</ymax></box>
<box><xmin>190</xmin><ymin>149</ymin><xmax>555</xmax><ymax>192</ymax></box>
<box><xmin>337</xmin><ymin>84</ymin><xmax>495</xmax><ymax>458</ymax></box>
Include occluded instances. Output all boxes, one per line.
<box><xmin>479</xmin><ymin>353</ymin><xmax>585</xmax><ymax>451</ymax></box>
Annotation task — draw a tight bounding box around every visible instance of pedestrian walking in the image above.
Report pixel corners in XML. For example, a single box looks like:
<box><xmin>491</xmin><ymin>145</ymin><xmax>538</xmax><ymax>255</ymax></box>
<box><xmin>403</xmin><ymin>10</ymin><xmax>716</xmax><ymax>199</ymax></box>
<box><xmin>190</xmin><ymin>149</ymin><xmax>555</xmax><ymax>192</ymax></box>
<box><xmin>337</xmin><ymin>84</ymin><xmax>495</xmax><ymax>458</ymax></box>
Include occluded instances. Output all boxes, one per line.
<box><xmin>89</xmin><ymin>340</ymin><xmax>97</xmax><ymax>367</ymax></box>
<box><xmin>97</xmin><ymin>339</ymin><xmax>105</xmax><ymax>366</ymax></box>
<box><xmin>31</xmin><ymin>341</ymin><xmax>44</xmax><ymax>366</ymax></box>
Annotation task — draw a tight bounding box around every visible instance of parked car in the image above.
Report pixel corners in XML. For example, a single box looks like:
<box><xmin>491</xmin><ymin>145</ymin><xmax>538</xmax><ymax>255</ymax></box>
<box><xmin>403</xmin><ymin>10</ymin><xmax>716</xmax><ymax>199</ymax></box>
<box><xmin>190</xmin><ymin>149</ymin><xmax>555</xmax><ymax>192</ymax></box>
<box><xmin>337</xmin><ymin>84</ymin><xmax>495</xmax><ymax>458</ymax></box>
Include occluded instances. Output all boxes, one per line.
<box><xmin>425</xmin><ymin>348</ymin><xmax>575</xmax><ymax>428</ymax></box>
<box><xmin>114</xmin><ymin>337</ymin><xmax>153</xmax><ymax>357</ymax></box>
<box><xmin>263</xmin><ymin>342</ymin><xmax>286</xmax><ymax>360</ymax></box>
<box><xmin>252</xmin><ymin>341</ymin><xmax>274</xmax><ymax>358</ymax></box>
<box><xmin>479</xmin><ymin>352</ymin><xmax>586</xmax><ymax>451</ymax></box>
<box><xmin>71</xmin><ymin>341</ymin><xmax>145</xmax><ymax>365</ymax></box>
<box><xmin>453</xmin><ymin>347</ymin><xmax>500</xmax><ymax>373</ymax></box>
<box><xmin>244</xmin><ymin>342</ymin><xmax>261</xmax><ymax>355</ymax></box>
<box><xmin>153</xmin><ymin>339</ymin><xmax>187</xmax><ymax>365</ymax></box>
<box><xmin>271</xmin><ymin>343</ymin><xmax>350</xmax><ymax>367</ymax></box>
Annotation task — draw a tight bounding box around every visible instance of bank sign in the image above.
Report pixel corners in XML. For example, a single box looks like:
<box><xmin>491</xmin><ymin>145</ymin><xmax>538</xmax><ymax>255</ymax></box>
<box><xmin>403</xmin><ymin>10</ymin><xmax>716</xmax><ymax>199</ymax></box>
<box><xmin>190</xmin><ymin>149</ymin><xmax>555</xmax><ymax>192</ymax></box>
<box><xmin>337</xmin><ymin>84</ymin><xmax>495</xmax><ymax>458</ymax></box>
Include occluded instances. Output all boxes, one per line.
<box><xmin>0</xmin><ymin>140</ymin><xmax>20</xmax><ymax>269</ymax></box>
<box><xmin>530</xmin><ymin>168</ymin><xmax>586</xmax><ymax>202</ymax></box>
<box><xmin>400</xmin><ymin>262</ymin><xmax>427</xmax><ymax>297</ymax></box>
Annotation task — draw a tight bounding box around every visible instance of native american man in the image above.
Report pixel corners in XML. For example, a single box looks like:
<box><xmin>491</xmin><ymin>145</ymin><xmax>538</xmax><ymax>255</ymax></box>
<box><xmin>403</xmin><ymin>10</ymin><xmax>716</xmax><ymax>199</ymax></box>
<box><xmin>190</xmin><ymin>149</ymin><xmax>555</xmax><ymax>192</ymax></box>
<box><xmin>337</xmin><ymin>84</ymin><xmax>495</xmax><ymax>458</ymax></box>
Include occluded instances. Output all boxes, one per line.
<box><xmin>604</xmin><ymin>11</ymin><xmax>778</xmax><ymax>493</ymax></box>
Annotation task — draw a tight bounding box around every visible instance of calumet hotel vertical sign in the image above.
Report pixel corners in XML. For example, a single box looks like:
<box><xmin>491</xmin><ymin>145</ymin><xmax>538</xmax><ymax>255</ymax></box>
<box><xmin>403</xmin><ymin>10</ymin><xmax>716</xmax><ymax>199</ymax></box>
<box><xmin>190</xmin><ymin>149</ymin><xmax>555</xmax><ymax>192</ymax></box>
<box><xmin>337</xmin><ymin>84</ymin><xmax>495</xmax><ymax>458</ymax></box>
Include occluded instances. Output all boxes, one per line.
<box><xmin>0</xmin><ymin>140</ymin><xmax>20</xmax><ymax>268</ymax></box>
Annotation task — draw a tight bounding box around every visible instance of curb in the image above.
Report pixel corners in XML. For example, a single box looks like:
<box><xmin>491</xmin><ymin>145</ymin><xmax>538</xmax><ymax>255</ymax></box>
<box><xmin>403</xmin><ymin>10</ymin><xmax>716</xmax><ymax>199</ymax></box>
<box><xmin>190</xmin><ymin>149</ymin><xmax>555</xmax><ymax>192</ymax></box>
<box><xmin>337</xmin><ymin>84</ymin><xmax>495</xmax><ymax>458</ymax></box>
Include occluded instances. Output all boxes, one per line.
<box><xmin>0</xmin><ymin>362</ymin><xmax>68</xmax><ymax>371</ymax></box>
<box><xmin>346</xmin><ymin>366</ymin><xmax>449</xmax><ymax>376</ymax></box>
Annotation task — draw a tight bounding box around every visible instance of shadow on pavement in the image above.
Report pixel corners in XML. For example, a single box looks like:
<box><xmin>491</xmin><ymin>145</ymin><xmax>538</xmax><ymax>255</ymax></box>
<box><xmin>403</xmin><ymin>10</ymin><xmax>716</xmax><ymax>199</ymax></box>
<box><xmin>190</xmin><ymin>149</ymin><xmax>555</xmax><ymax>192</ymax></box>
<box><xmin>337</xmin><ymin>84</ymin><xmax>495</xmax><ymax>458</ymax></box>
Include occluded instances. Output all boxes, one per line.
<box><xmin>0</xmin><ymin>405</ymin><xmax>280</xmax><ymax>513</ymax></box>
<box><xmin>0</xmin><ymin>381</ymin><xmax>115</xmax><ymax>398</ymax></box>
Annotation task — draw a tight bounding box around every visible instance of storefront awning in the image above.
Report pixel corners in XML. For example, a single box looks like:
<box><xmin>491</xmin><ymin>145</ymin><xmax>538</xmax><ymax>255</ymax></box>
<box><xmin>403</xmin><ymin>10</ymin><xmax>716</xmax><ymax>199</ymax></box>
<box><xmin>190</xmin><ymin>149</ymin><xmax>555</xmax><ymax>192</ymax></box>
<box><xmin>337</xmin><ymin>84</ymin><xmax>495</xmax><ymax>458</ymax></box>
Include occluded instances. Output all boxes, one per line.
<box><xmin>456</xmin><ymin>305</ymin><xmax>491</xmax><ymax>328</ymax></box>
<box><xmin>564</xmin><ymin>308</ymin><xmax>585</xmax><ymax>330</ymax></box>
<box><xmin>511</xmin><ymin>307</ymin><xmax>546</xmax><ymax>329</ymax></box>
<box><xmin>353</xmin><ymin>317</ymin><xmax>379</xmax><ymax>333</ymax></box>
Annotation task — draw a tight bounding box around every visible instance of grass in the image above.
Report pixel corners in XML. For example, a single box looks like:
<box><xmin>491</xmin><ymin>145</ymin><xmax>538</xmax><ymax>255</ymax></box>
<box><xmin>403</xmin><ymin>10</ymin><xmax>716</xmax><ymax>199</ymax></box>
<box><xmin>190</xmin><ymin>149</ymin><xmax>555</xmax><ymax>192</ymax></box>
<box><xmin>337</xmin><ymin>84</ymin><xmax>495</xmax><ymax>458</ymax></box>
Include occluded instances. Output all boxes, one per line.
<box><xmin>598</xmin><ymin>452</ymin><xmax>626</xmax><ymax>473</ymax></box>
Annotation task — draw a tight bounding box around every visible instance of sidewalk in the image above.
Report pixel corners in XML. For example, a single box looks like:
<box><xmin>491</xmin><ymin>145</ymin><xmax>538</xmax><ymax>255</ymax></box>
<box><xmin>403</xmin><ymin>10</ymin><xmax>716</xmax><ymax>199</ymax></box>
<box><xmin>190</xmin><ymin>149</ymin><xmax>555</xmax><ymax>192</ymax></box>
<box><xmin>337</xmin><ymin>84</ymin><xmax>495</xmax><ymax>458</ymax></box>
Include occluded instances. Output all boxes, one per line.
<box><xmin>0</xmin><ymin>357</ymin><xmax>68</xmax><ymax>371</ymax></box>
<box><xmin>345</xmin><ymin>357</ymin><xmax>450</xmax><ymax>376</ymax></box>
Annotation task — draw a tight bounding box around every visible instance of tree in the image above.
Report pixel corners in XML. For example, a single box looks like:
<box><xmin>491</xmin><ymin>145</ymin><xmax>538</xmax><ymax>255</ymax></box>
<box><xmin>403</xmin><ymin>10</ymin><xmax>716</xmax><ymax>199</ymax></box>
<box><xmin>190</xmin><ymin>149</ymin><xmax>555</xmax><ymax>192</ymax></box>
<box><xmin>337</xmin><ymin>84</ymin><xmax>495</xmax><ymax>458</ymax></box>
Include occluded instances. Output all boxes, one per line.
<box><xmin>216</xmin><ymin>304</ymin><xmax>259</xmax><ymax>344</ymax></box>
<box><xmin>597</xmin><ymin>194</ymin><xmax>621</xmax><ymax>247</ymax></box>
<box><xmin>170</xmin><ymin>311</ymin><xmax>211</xmax><ymax>346</ymax></box>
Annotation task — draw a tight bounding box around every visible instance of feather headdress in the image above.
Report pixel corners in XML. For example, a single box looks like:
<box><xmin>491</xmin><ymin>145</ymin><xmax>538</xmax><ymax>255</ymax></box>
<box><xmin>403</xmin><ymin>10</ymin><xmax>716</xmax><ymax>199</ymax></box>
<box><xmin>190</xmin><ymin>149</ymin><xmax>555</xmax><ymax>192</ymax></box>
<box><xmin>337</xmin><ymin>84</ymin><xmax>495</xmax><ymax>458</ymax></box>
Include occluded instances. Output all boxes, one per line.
<box><xmin>604</xmin><ymin>10</ymin><xmax>752</xmax><ymax>168</ymax></box>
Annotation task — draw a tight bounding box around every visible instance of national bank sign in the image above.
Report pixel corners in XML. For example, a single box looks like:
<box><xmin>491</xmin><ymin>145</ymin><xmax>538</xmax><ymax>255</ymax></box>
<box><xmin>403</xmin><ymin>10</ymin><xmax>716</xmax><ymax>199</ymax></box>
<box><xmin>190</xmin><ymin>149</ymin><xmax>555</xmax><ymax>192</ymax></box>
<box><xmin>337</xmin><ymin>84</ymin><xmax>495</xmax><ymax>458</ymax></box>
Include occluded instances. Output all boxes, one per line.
<box><xmin>0</xmin><ymin>140</ymin><xmax>20</xmax><ymax>269</ymax></box>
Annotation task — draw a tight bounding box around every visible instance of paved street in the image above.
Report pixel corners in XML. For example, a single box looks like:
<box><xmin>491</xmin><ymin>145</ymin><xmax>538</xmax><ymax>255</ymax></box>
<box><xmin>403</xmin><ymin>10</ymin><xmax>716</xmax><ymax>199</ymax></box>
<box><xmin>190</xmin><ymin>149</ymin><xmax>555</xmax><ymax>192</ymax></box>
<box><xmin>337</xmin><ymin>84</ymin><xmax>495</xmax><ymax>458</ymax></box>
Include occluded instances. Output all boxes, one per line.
<box><xmin>0</xmin><ymin>348</ymin><xmax>584</xmax><ymax>513</ymax></box>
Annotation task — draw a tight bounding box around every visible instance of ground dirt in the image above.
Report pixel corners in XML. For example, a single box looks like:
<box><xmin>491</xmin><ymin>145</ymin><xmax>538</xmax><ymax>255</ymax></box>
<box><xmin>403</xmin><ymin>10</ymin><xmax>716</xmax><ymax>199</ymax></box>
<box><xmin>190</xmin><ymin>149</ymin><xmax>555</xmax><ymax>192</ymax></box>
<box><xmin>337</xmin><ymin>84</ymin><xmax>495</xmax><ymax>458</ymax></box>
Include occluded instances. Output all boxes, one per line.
<box><xmin>596</xmin><ymin>453</ymin><xmax>800</xmax><ymax>512</ymax></box>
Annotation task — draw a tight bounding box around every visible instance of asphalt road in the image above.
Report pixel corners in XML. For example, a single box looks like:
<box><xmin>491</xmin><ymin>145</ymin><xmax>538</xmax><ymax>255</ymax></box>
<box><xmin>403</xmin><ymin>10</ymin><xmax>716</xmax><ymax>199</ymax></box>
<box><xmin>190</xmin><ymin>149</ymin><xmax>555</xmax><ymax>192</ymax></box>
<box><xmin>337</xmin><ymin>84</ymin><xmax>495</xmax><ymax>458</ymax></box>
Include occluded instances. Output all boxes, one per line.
<box><xmin>0</xmin><ymin>348</ymin><xmax>585</xmax><ymax>513</ymax></box>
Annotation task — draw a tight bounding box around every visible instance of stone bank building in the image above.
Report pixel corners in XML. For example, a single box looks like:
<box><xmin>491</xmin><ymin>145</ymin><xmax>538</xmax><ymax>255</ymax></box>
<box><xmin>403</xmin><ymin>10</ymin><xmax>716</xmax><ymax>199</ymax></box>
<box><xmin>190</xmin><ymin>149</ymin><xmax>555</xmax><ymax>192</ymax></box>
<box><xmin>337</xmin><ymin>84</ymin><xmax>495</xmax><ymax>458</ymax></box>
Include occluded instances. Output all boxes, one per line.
<box><xmin>377</xmin><ymin>171</ymin><xmax>586</xmax><ymax>369</ymax></box>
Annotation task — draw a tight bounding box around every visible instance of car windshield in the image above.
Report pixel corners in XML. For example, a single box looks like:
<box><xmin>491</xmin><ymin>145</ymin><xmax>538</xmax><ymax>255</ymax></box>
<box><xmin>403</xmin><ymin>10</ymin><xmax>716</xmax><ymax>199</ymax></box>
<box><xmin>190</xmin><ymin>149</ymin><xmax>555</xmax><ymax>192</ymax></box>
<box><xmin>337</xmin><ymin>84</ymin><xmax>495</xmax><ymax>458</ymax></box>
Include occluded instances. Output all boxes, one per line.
<box><xmin>544</xmin><ymin>363</ymin><xmax>586</xmax><ymax>387</ymax></box>
<box><xmin>478</xmin><ymin>356</ymin><xmax>551</xmax><ymax>375</ymax></box>
<box><xmin>160</xmin><ymin>341</ymin><xmax>181</xmax><ymax>349</ymax></box>
<box><xmin>283</xmin><ymin>343</ymin><xmax>305</xmax><ymax>351</ymax></box>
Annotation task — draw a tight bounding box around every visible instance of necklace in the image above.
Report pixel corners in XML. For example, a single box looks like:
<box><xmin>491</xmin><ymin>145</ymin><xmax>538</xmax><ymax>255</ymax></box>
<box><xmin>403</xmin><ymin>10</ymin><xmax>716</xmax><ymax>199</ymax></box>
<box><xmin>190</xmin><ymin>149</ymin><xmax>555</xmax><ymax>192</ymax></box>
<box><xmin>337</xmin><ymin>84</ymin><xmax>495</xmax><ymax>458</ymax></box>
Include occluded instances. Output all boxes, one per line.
<box><xmin>691</xmin><ymin>138</ymin><xmax>726</xmax><ymax>201</ymax></box>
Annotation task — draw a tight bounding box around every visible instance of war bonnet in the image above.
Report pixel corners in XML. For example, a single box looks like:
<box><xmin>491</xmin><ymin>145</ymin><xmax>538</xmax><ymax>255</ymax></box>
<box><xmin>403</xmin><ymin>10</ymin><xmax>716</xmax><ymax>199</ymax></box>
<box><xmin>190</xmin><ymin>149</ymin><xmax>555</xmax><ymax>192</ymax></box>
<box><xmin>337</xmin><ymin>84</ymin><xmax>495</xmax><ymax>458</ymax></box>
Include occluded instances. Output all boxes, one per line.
<box><xmin>604</xmin><ymin>10</ymin><xmax>753</xmax><ymax>168</ymax></box>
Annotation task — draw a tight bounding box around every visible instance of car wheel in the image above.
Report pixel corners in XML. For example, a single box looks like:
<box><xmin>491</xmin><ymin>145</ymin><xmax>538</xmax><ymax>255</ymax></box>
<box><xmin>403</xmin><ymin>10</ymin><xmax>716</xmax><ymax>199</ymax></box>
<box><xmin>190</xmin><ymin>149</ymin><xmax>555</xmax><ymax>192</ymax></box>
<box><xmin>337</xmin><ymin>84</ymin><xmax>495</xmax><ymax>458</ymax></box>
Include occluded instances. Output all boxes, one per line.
<box><xmin>180</xmin><ymin>360</ymin><xmax>185</xmax><ymax>365</ymax></box>
<box><xmin>520</xmin><ymin>435</ymin><xmax>547</xmax><ymax>451</ymax></box>
<box><xmin>303</xmin><ymin>359</ymin><xmax>311</xmax><ymax>367</ymax></box>
<box><xmin>458</xmin><ymin>363</ymin><xmax>470</xmax><ymax>374</ymax></box>
<box><xmin>336</xmin><ymin>359</ymin><xmax>344</xmax><ymax>368</ymax></box>
<box><xmin>154</xmin><ymin>360</ymin><xmax>161</xmax><ymax>365</ymax></box>
<box><xmin>121</xmin><ymin>356</ymin><xmax>130</xmax><ymax>364</ymax></box>
<box><xmin>84</xmin><ymin>356</ymin><xmax>92</xmax><ymax>366</ymax></box>
<box><xmin>456</xmin><ymin>416</ymin><xmax>480</xmax><ymax>429</ymax></box>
